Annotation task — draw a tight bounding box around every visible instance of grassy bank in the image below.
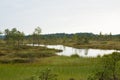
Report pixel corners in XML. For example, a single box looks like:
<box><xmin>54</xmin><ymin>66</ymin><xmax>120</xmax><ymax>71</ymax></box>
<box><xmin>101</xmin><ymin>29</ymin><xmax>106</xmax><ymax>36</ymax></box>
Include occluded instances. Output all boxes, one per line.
<box><xmin>0</xmin><ymin>44</ymin><xmax>61</xmax><ymax>63</ymax></box>
<box><xmin>65</xmin><ymin>41</ymin><xmax>120</xmax><ymax>50</ymax></box>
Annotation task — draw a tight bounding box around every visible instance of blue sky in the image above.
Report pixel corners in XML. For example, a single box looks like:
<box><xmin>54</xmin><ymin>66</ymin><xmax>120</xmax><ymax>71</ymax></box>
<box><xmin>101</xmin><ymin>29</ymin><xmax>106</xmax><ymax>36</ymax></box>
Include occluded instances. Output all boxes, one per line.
<box><xmin>0</xmin><ymin>0</ymin><xmax>120</xmax><ymax>34</ymax></box>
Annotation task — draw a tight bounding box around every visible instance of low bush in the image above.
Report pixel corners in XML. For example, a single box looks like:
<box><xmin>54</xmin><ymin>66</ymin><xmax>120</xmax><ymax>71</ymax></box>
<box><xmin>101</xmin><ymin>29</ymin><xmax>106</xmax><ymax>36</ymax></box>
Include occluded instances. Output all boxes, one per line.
<box><xmin>26</xmin><ymin>68</ymin><xmax>58</xmax><ymax>80</ymax></box>
<box><xmin>70</xmin><ymin>54</ymin><xmax>80</xmax><ymax>58</ymax></box>
<box><xmin>0</xmin><ymin>57</ymin><xmax>34</xmax><ymax>64</ymax></box>
<box><xmin>0</xmin><ymin>59</ymin><xmax>12</xmax><ymax>64</ymax></box>
<box><xmin>0</xmin><ymin>53</ymin><xmax>6</xmax><ymax>56</ymax></box>
<box><xmin>14</xmin><ymin>52</ymin><xmax>56</xmax><ymax>58</ymax></box>
<box><xmin>12</xmin><ymin>58</ymin><xmax>32</xmax><ymax>63</ymax></box>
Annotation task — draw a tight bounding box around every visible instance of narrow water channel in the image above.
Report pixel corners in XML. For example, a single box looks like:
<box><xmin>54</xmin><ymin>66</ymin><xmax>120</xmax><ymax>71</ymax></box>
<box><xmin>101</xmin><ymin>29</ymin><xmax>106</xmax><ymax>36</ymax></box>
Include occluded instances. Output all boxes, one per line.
<box><xmin>28</xmin><ymin>44</ymin><xmax>120</xmax><ymax>57</ymax></box>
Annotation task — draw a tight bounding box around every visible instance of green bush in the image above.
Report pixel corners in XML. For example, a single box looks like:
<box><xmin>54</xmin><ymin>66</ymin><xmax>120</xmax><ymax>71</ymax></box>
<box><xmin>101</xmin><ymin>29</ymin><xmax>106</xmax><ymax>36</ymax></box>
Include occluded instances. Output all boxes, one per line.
<box><xmin>0</xmin><ymin>59</ymin><xmax>12</xmax><ymax>64</ymax></box>
<box><xmin>12</xmin><ymin>58</ymin><xmax>32</xmax><ymax>63</ymax></box>
<box><xmin>27</xmin><ymin>68</ymin><xmax>58</xmax><ymax>80</ymax></box>
<box><xmin>88</xmin><ymin>52</ymin><xmax>120</xmax><ymax>80</ymax></box>
<box><xmin>70</xmin><ymin>54</ymin><xmax>79</xmax><ymax>58</ymax></box>
<box><xmin>14</xmin><ymin>52</ymin><xmax>56</xmax><ymax>58</ymax></box>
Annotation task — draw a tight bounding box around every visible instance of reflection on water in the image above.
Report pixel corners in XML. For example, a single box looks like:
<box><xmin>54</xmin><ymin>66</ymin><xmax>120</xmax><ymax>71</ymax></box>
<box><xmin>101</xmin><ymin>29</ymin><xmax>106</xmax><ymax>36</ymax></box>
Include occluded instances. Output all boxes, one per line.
<box><xmin>27</xmin><ymin>44</ymin><xmax>120</xmax><ymax>57</ymax></box>
<box><xmin>84</xmin><ymin>49</ymin><xmax>89</xmax><ymax>55</ymax></box>
<box><xmin>45</xmin><ymin>45</ymin><xmax>120</xmax><ymax>57</ymax></box>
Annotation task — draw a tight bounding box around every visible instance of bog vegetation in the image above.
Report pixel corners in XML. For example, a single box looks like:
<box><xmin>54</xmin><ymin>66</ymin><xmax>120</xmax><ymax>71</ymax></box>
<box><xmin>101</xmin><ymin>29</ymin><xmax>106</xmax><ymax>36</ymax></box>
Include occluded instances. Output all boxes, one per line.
<box><xmin>0</xmin><ymin>27</ymin><xmax>120</xmax><ymax>80</ymax></box>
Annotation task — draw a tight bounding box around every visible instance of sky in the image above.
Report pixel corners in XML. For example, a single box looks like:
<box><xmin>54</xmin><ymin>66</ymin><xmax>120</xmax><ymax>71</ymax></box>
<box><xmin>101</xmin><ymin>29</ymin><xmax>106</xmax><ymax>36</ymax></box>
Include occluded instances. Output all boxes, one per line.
<box><xmin>0</xmin><ymin>0</ymin><xmax>120</xmax><ymax>35</ymax></box>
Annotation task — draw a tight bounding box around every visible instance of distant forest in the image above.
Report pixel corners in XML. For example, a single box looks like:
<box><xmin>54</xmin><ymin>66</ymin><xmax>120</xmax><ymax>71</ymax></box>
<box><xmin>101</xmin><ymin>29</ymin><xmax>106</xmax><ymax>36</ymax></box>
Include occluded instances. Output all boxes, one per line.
<box><xmin>0</xmin><ymin>27</ymin><xmax>120</xmax><ymax>50</ymax></box>
<box><xmin>0</xmin><ymin>31</ymin><xmax>120</xmax><ymax>43</ymax></box>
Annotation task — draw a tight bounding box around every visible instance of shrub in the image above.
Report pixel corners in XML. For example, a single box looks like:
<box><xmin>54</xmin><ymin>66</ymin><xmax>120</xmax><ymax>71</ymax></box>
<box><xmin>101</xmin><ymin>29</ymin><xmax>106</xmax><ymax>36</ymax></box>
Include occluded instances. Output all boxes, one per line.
<box><xmin>0</xmin><ymin>53</ymin><xmax>6</xmax><ymax>56</ymax></box>
<box><xmin>14</xmin><ymin>52</ymin><xmax>56</xmax><ymax>58</ymax></box>
<box><xmin>70</xmin><ymin>54</ymin><xmax>79</xmax><ymax>58</ymax></box>
<box><xmin>0</xmin><ymin>59</ymin><xmax>12</xmax><ymax>64</ymax></box>
<box><xmin>27</xmin><ymin>68</ymin><xmax>58</xmax><ymax>80</ymax></box>
<box><xmin>12</xmin><ymin>58</ymin><xmax>32</xmax><ymax>63</ymax></box>
<box><xmin>97</xmin><ymin>55</ymin><xmax>101</xmax><ymax>58</ymax></box>
<box><xmin>88</xmin><ymin>52</ymin><xmax>120</xmax><ymax>80</ymax></box>
<box><xmin>14</xmin><ymin>53</ymin><xmax>35</xmax><ymax>58</ymax></box>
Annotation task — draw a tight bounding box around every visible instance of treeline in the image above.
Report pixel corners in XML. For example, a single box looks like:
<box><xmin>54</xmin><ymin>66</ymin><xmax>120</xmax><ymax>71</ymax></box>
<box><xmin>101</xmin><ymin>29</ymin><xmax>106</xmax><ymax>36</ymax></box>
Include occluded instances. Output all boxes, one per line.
<box><xmin>0</xmin><ymin>27</ymin><xmax>120</xmax><ymax>46</ymax></box>
<box><xmin>38</xmin><ymin>32</ymin><xmax>120</xmax><ymax>45</ymax></box>
<box><xmin>41</xmin><ymin>32</ymin><xmax>120</xmax><ymax>41</ymax></box>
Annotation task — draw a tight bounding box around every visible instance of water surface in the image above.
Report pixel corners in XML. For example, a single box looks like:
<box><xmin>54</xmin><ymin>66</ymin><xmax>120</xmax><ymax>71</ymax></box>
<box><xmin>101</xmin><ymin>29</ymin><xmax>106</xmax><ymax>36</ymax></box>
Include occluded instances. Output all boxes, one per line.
<box><xmin>41</xmin><ymin>45</ymin><xmax>120</xmax><ymax>57</ymax></box>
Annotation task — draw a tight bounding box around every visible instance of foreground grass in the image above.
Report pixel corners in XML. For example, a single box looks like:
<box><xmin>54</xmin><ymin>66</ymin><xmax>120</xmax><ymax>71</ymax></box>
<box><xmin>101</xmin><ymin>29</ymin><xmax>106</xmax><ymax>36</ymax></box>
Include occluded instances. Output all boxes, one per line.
<box><xmin>0</xmin><ymin>56</ymin><xmax>101</xmax><ymax>80</ymax></box>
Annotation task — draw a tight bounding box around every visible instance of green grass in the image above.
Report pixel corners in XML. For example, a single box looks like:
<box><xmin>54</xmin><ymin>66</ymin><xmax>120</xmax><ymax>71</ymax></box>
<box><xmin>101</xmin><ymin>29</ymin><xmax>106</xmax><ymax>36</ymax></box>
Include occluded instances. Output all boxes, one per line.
<box><xmin>0</xmin><ymin>56</ymin><xmax>101</xmax><ymax>80</ymax></box>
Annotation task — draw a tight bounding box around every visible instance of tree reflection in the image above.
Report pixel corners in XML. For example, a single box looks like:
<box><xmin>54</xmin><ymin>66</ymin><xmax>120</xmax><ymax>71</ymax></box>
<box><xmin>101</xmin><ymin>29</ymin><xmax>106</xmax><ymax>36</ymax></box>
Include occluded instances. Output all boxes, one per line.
<box><xmin>84</xmin><ymin>48</ymin><xmax>89</xmax><ymax>55</ymax></box>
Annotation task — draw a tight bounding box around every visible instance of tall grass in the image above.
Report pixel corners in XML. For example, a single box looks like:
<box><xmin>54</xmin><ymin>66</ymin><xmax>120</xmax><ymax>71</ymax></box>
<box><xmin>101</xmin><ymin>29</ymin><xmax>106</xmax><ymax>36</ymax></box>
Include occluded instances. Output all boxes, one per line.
<box><xmin>0</xmin><ymin>56</ymin><xmax>101</xmax><ymax>80</ymax></box>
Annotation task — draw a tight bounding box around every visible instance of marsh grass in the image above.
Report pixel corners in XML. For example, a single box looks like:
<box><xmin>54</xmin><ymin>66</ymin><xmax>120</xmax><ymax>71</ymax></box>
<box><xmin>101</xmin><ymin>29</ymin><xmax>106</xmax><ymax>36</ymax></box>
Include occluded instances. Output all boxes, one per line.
<box><xmin>0</xmin><ymin>56</ymin><xmax>101</xmax><ymax>80</ymax></box>
<box><xmin>66</xmin><ymin>41</ymin><xmax>120</xmax><ymax>50</ymax></box>
<box><xmin>0</xmin><ymin>45</ymin><xmax>59</xmax><ymax>63</ymax></box>
<box><xmin>0</xmin><ymin>42</ymin><xmax>120</xmax><ymax>80</ymax></box>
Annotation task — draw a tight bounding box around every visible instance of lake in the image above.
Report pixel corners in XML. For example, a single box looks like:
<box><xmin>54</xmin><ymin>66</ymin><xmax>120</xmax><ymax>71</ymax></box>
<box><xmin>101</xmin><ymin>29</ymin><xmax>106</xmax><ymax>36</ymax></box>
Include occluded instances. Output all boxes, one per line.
<box><xmin>27</xmin><ymin>44</ymin><xmax>120</xmax><ymax>57</ymax></box>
